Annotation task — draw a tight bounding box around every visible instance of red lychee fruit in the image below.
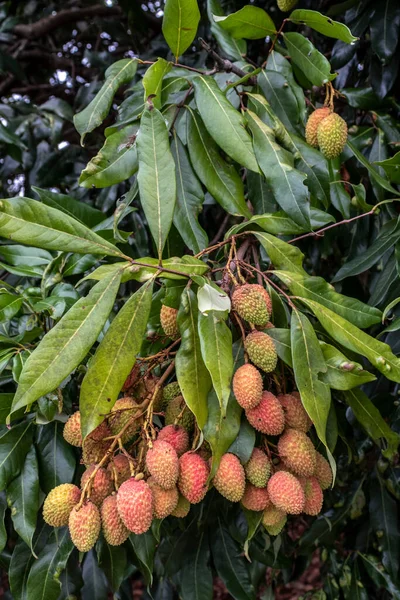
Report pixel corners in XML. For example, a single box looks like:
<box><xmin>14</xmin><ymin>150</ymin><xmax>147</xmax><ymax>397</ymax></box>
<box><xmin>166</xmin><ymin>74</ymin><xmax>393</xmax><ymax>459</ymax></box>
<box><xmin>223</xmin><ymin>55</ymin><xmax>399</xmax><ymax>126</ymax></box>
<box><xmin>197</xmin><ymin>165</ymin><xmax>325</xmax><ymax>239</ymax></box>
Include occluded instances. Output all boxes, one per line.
<box><xmin>277</xmin><ymin>429</ymin><xmax>316</xmax><ymax>477</ymax></box>
<box><xmin>147</xmin><ymin>477</ymin><xmax>179</xmax><ymax>519</ymax></box>
<box><xmin>157</xmin><ymin>425</ymin><xmax>189</xmax><ymax>457</ymax></box>
<box><xmin>246</xmin><ymin>391</ymin><xmax>285</xmax><ymax>435</ymax></box>
<box><xmin>178</xmin><ymin>452</ymin><xmax>209</xmax><ymax>504</ymax></box>
<box><xmin>117</xmin><ymin>478</ymin><xmax>153</xmax><ymax>535</ymax></box>
<box><xmin>299</xmin><ymin>477</ymin><xmax>324</xmax><ymax>516</ymax></box>
<box><xmin>241</xmin><ymin>483</ymin><xmax>270</xmax><ymax>512</ymax></box>
<box><xmin>232</xmin><ymin>364</ymin><xmax>263</xmax><ymax>410</ymax></box>
<box><xmin>267</xmin><ymin>471</ymin><xmax>305</xmax><ymax>514</ymax></box>
<box><xmin>101</xmin><ymin>494</ymin><xmax>129</xmax><ymax>546</ymax></box>
<box><xmin>80</xmin><ymin>466</ymin><xmax>113</xmax><ymax>506</ymax></box>
<box><xmin>278</xmin><ymin>393</ymin><xmax>312</xmax><ymax>433</ymax></box>
<box><xmin>146</xmin><ymin>440</ymin><xmax>179</xmax><ymax>490</ymax></box>
<box><xmin>314</xmin><ymin>452</ymin><xmax>333</xmax><ymax>490</ymax></box>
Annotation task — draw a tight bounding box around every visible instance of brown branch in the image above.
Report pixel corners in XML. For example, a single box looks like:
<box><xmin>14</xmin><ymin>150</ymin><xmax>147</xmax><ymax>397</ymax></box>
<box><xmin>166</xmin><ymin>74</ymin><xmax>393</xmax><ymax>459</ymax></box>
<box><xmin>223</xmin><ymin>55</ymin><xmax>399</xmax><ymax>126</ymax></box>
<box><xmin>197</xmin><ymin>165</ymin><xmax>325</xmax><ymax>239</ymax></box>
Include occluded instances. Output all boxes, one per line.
<box><xmin>199</xmin><ymin>38</ymin><xmax>258</xmax><ymax>86</ymax></box>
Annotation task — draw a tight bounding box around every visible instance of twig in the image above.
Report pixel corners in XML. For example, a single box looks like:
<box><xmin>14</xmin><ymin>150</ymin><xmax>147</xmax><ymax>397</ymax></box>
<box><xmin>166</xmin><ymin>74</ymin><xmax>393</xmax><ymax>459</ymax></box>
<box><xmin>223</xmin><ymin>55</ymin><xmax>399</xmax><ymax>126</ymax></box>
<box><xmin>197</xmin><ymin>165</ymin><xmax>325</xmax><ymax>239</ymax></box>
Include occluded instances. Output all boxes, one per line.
<box><xmin>199</xmin><ymin>38</ymin><xmax>258</xmax><ymax>85</ymax></box>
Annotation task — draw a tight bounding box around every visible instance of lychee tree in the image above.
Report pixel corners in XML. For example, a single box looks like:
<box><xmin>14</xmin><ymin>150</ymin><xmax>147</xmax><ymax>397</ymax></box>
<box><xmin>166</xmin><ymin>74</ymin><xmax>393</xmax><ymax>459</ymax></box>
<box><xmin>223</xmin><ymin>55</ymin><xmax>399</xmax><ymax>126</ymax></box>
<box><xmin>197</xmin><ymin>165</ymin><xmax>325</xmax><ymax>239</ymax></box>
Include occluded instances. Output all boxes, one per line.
<box><xmin>0</xmin><ymin>1</ymin><xmax>399</xmax><ymax>599</ymax></box>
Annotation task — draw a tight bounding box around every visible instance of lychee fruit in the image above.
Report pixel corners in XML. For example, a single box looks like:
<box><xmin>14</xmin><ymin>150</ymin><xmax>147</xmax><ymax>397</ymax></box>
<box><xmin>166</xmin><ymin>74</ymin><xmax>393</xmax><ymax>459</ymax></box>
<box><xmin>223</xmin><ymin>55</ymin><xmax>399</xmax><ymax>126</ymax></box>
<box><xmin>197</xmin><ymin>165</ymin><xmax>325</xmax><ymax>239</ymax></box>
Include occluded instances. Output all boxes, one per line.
<box><xmin>262</xmin><ymin>505</ymin><xmax>287</xmax><ymax>535</ymax></box>
<box><xmin>305</xmin><ymin>107</ymin><xmax>331</xmax><ymax>147</ymax></box>
<box><xmin>213</xmin><ymin>453</ymin><xmax>245</xmax><ymax>502</ymax></box>
<box><xmin>160</xmin><ymin>305</ymin><xmax>179</xmax><ymax>340</ymax></box>
<box><xmin>245</xmin><ymin>331</ymin><xmax>278</xmax><ymax>373</ymax></box>
<box><xmin>147</xmin><ymin>477</ymin><xmax>179</xmax><ymax>519</ymax></box>
<box><xmin>315</xmin><ymin>452</ymin><xmax>333</xmax><ymax>490</ymax></box>
<box><xmin>63</xmin><ymin>411</ymin><xmax>82</xmax><ymax>447</ymax></box>
<box><xmin>267</xmin><ymin>471</ymin><xmax>305</xmax><ymax>514</ymax></box>
<box><xmin>278</xmin><ymin>393</ymin><xmax>312</xmax><ymax>433</ymax></box>
<box><xmin>317</xmin><ymin>112</ymin><xmax>348</xmax><ymax>159</ymax></box>
<box><xmin>241</xmin><ymin>483</ymin><xmax>270</xmax><ymax>512</ymax></box>
<box><xmin>277</xmin><ymin>0</ymin><xmax>298</xmax><ymax>12</ymax></box>
<box><xmin>69</xmin><ymin>501</ymin><xmax>101</xmax><ymax>552</ymax></box>
<box><xmin>277</xmin><ymin>429</ymin><xmax>316</xmax><ymax>477</ymax></box>
<box><xmin>100</xmin><ymin>494</ymin><xmax>129</xmax><ymax>546</ymax></box>
<box><xmin>171</xmin><ymin>494</ymin><xmax>191</xmax><ymax>518</ymax></box>
<box><xmin>299</xmin><ymin>477</ymin><xmax>324</xmax><ymax>516</ymax></box>
<box><xmin>246</xmin><ymin>391</ymin><xmax>285</xmax><ymax>435</ymax></box>
<box><xmin>133</xmin><ymin>375</ymin><xmax>163</xmax><ymax>412</ymax></box>
<box><xmin>107</xmin><ymin>397</ymin><xmax>139</xmax><ymax>443</ymax></box>
<box><xmin>157</xmin><ymin>424</ymin><xmax>189</xmax><ymax>457</ymax></box>
<box><xmin>146</xmin><ymin>440</ymin><xmax>179</xmax><ymax>489</ymax></box>
<box><xmin>107</xmin><ymin>454</ymin><xmax>132</xmax><ymax>487</ymax></box>
<box><xmin>82</xmin><ymin>421</ymin><xmax>113</xmax><ymax>466</ymax></box>
<box><xmin>117</xmin><ymin>478</ymin><xmax>154</xmax><ymax>534</ymax></box>
<box><xmin>178</xmin><ymin>452</ymin><xmax>209</xmax><ymax>504</ymax></box>
<box><xmin>165</xmin><ymin>395</ymin><xmax>194</xmax><ymax>432</ymax></box>
<box><xmin>80</xmin><ymin>466</ymin><xmax>113</xmax><ymax>506</ymax></box>
<box><xmin>232</xmin><ymin>364</ymin><xmax>263</xmax><ymax>410</ymax></box>
<box><xmin>162</xmin><ymin>381</ymin><xmax>181</xmax><ymax>407</ymax></box>
<box><xmin>245</xmin><ymin>448</ymin><xmax>271</xmax><ymax>487</ymax></box>
<box><xmin>232</xmin><ymin>284</ymin><xmax>272</xmax><ymax>327</ymax></box>
<box><xmin>43</xmin><ymin>483</ymin><xmax>81</xmax><ymax>527</ymax></box>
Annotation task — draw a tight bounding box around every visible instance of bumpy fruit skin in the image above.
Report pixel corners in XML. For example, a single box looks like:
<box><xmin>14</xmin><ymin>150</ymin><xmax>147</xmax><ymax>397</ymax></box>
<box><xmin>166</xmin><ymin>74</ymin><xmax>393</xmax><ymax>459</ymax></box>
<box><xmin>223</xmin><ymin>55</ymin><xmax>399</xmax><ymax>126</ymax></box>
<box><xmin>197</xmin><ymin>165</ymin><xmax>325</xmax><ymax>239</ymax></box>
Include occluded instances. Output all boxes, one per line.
<box><xmin>262</xmin><ymin>506</ymin><xmax>287</xmax><ymax>535</ymax></box>
<box><xmin>213</xmin><ymin>454</ymin><xmax>245</xmax><ymax>502</ymax></box>
<box><xmin>178</xmin><ymin>452</ymin><xmax>209</xmax><ymax>504</ymax></box>
<box><xmin>69</xmin><ymin>501</ymin><xmax>101</xmax><ymax>552</ymax></box>
<box><xmin>278</xmin><ymin>393</ymin><xmax>312</xmax><ymax>433</ymax></box>
<box><xmin>246</xmin><ymin>391</ymin><xmax>285</xmax><ymax>435</ymax></box>
<box><xmin>232</xmin><ymin>284</ymin><xmax>272</xmax><ymax>327</ymax></box>
<box><xmin>81</xmin><ymin>466</ymin><xmax>113</xmax><ymax>506</ymax></box>
<box><xmin>101</xmin><ymin>495</ymin><xmax>129</xmax><ymax>546</ymax></box>
<box><xmin>165</xmin><ymin>395</ymin><xmax>194</xmax><ymax>432</ymax></box>
<box><xmin>146</xmin><ymin>440</ymin><xmax>179</xmax><ymax>489</ymax></box>
<box><xmin>278</xmin><ymin>429</ymin><xmax>316</xmax><ymax>477</ymax></box>
<box><xmin>43</xmin><ymin>484</ymin><xmax>81</xmax><ymax>527</ymax></box>
<box><xmin>162</xmin><ymin>382</ymin><xmax>181</xmax><ymax>408</ymax></box>
<box><xmin>233</xmin><ymin>364</ymin><xmax>263</xmax><ymax>410</ymax></box>
<box><xmin>148</xmin><ymin>477</ymin><xmax>179</xmax><ymax>519</ymax></box>
<box><xmin>305</xmin><ymin>107</ymin><xmax>331</xmax><ymax>147</ymax></box>
<box><xmin>317</xmin><ymin>113</ymin><xmax>348</xmax><ymax>159</ymax></box>
<box><xmin>108</xmin><ymin>397</ymin><xmax>139</xmax><ymax>443</ymax></box>
<box><xmin>245</xmin><ymin>448</ymin><xmax>271</xmax><ymax>487</ymax></box>
<box><xmin>63</xmin><ymin>411</ymin><xmax>82</xmax><ymax>446</ymax></box>
<box><xmin>157</xmin><ymin>425</ymin><xmax>189</xmax><ymax>457</ymax></box>
<box><xmin>315</xmin><ymin>452</ymin><xmax>333</xmax><ymax>490</ymax></box>
<box><xmin>160</xmin><ymin>305</ymin><xmax>179</xmax><ymax>340</ymax></box>
<box><xmin>241</xmin><ymin>483</ymin><xmax>270</xmax><ymax>511</ymax></box>
<box><xmin>171</xmin><ymin>494</ymin><xmax>191</xmax><ymax>518</ymax></box>
<box><xmin>82</xmin><ymin>421</ymin><xmax>112</xmax><ymax>466</ymax></box>
<box><xmin>300</xmin><ymin>477</ymin><xmax>323</xmax><ymax>516</ymax></box>
<box><xmin>117</xmin><ymin>478</ymin><xmax>154</xmax><ymax>534</ymax></box>
<box><xmin>245</xmin><ymin>331</ymin><xmax>278</xmax><ymax>373</ymax></box>
<box><xmin>277</xmin><ymin>0</ymin><xmax>298</xmax><ymax>11</ymax></box>
<box><xmin>267</xmin><ymin>471</ymin><xmax>305</xmax><ymax>514</ymax></box>
<box><xmin>107</xmin><ymin>454</ymin><xmax>132</xmax><ymax>487</ymax></box>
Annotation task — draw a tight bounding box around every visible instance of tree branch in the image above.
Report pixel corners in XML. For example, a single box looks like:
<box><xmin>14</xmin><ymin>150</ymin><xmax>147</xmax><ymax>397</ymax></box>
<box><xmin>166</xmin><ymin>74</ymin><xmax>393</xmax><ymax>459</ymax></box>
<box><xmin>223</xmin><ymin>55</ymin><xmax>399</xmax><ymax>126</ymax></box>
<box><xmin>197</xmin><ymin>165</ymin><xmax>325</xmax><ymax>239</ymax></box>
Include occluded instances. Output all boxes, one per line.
<box><xmin>199</xmin><ymin>38</ymin><xmax>258</xmax><ymax>86</ymax></box>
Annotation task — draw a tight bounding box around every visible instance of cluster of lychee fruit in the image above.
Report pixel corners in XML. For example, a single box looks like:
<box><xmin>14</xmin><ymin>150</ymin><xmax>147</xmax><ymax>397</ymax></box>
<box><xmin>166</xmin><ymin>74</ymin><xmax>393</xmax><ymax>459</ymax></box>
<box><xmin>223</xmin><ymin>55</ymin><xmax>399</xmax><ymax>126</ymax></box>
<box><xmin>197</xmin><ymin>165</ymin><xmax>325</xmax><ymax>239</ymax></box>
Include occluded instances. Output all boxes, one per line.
<box><xmin>305</xmin><ymin>107</ymin><xmax>348</xmax><ymax>159</ymax></box>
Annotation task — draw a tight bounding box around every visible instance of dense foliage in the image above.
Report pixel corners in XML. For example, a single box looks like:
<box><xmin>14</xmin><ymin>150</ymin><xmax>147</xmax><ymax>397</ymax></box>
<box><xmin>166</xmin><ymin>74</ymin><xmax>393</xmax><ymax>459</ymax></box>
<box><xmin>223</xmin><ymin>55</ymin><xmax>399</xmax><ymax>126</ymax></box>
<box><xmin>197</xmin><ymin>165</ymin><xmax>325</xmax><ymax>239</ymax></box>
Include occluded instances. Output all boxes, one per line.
<box><xmin>0</xmin><ymin>0</ymin><xmax>400</xmax><ymax>598</ymax></box>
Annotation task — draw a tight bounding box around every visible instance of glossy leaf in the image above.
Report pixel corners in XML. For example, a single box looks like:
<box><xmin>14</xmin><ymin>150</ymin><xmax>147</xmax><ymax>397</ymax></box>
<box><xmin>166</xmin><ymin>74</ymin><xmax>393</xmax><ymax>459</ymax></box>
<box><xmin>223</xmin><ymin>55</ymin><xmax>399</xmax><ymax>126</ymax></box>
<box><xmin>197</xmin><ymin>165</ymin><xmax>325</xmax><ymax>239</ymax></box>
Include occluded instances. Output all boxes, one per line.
<box><xmin>288</xmin><ymin>133</ymin><xmax>330</xmax><ymax>206</ymax></box>
<box><xmin>258</xmin><ymin>70</ymin><xmax>301</xmax><ymax>134</ymax></box>
<box><xmin>0</xmin><ymin>493</ymin><xmax>6</xmax><ymax>553</ymax></box>
<box><xmin>289</xmin><ymin>10</ymin><xmax>358</xmax><ymax>43</ymax></box>
<box><xmin>32</xmin><ymin>187</ymin><xmax>104</xmax><ymax>228</ymax></box>
<box><xmin>370</xmin><ymin>0</ymin><xmax>400</xmax><ymax>62</ymax></box>
<box><xmin>180</xmin><ymin>530</ymin><xmax>213</xmax><ymax>600</ymax></box>
<box><xmin>10</xmin><ymin>270</ymin><xmax>122</xmax><ymax>416</ymax></box>
<box><xmin>0</xmin><ymin>197</ymin><xmax>123</xmax><ymax>258</ymax></box>
<box><xmin>213</xmin><ymin>6</ymin><xmax>275</xmax><ymax>39</ymax></box>
<box><xmin>207</xmin><ymin>0</ymin><xmax>246</xmax><ymax>60</ymax></box>
<box><xmin>374</xmin><ymin>151</ymin><xmax>400</xmax><ymax>184</ymax></box>
<box><xmin>319</xmin><ymin>342</ymin><xmax>376</xmax><ymax>390</ymax></box>
<box><xmin>162</xmin><ymin>0</ymin><xmax>200</xmax><ymax>60</ymax></box>
<box><xmin>193</xmin><ymin>76</ymin><xmax>258</xmax><ymax>173</ymax></box>
<box><xmin>255</xmin><ymin>231</ymin><xmax>305</xmax><ymax>274</ymax></box>
<box><xmin>74</xmin><ymin>59</ymin><xmax>138</xmax><ymax>143</ymax></box>
<box><xmin>36</xmin><ymin>422</ymin><xmax>76</xmax><ymax>493</ymax></box>
<box><xmin>137</xmin><ymin>107</ymin><xmax>176</xmax><ymax>259</ymax></box>
<box><xmin>80</xmin><ymin>279</ymin><xmax>153</xmax><ymax>438</ymax></box>
<box><xmin>282</xmin><ymin>33</ymin><xmax>336</xmax><ymax>87</ymax></box>
<box><xmin>143</xmin><ymin>58</ymin><xmax>172</xmax><ymax>108</ymax></box>
<box><xmin>97</xmin><ymin>540</ymin><xmax>127</xmax><ymax>593</ymax></box>
<box><xmin>268</xmin><ymin>328</ymin><xmax>292</xmax><ymax>366</ymax></box>
<box><xmin>369</xmin><ymin>472</ymin><xmax>399</xmax><ymax>579</ymax></box>
<box><xmin>129</xmin><ymin>528</ymin><xmax>158</xmax><ymax>587</ymax></box>
<box><xmin>347</xmin><ymin>140</ymin><xmax>400</xmax><ymax>196</ymax></box>
<box><xmin>227</xmin><ymin>417</ymin><xmax>255</xmax><ymax>464</ymax></box>
<box><xmin>227</xmin><ymin>210</ymin><xmax>334</xmax><ymax>237</ymax></box>
<box><xmin>0</xmin><ymin>292</ymin><xmax>22</xmax><ymax>322</ymax></box>
<box><xmin>176</xmin><ymin>288</ymin><xmax>212</xmax><ymax>429</ymax></box>
<box><xmin>0</xmin><ymin>420</ymin><xmax>33</xmax><ymax>491</ymax></box>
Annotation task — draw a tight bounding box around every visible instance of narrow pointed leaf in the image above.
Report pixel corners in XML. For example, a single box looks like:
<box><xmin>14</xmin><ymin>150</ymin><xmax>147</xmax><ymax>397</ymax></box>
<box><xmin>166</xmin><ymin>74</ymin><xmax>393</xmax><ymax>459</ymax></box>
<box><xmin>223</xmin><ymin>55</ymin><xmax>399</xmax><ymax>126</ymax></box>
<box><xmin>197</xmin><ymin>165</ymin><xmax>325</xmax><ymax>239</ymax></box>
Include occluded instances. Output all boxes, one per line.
<box><xmin>143</xmin><ymin>58</ymin><xmax>172</xmax><ymax>108</ymax></box>
<box><xmin>0</xmin><ymin>420</ymin><xmax>33</xmax><ymax>491</ymax></box>
<box><xmin>369</xmin><ymin>472</ymin><xmax>400</xmax><ymax>579</ymax></box>
<box><xmin>180</xmin><ymin>530</ymin><xmax>212</xmax><ymax>600</ymax></box>
<box><xmin>213</xmin><ymin>6</ymin><xmax>275</xmax><ymax>39</ymax></box>
<box><xmin>347</xmin><ymin>140</ymin><xmax>400</xmax><ymax>196</ymax></box>
<box><xmin>10</xmin><ymin>270</ymin><xmax>122</xmax><ymax>416</ymax></box>
<box><xmin>137</xmin><ymin>107</ymin><xmax>176</xmax><ymax>259</ymax></box>
<box><xmin>319</xmin><ymin>342</ymin><xmax>376</xmax><ymax>390</ymax></box>
<box><xmin>375</xmin><ymin>151</ymin><xmax>400</xmax><ymax>184</ymax></box>
<box><xmin>162</xmin><ymin>0</ymin><xmax>200</xmax><ymax>59</ymax></box>
<box><xmin>254</xmin><ymin>231</ymin><xmax>306</xmax><ymax>274</ymax></box>
<box><xmin>36</xmin><ymin>422</ymin><xmax>76</xmax><ymax>493</ymax></box>
<box><xmin>208</xmin><ymin>0</ymin><xmax>246</xmax><ymax>60</ymax></box>
<box><xmin>289</xmin><ymin>10</ymin><xmax>358</xmax><ymax>43</ymax></box>
<box><xmin>282</xmin><ymin>33</ymin><xmax>336</xmax><ymax>87</ymax></box>
<box><xmin>80</xmin><ymin>280</ymin><xmax>153</xmax><ymax>438</ymax></box>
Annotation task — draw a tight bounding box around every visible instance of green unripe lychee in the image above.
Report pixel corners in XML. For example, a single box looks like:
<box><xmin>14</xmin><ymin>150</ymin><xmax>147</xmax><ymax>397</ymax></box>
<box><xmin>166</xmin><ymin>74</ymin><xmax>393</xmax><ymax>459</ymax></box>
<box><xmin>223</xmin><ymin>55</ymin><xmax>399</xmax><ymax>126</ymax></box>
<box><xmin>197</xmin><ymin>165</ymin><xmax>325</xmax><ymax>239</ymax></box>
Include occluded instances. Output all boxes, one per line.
<box><xmin>43</xmin><ymin>483</ymin><xmax>81</xmax><ymax>527</ymax></box>
<box><xmin>63</xmin><ymin>411</ymin><xmax>82</xmax><ymax>447</ymax></box>
<box><xmin>165</xmin><ymin>395</ymin><xmax>195</xmax><ymax>432</ymax></box>
<box><xmin>262</xmin><ymin>505</ymin><xmax>287</xmax><ymax>535</ymax></box>
<box><xmin>171</xmin><ymin>494</ymin><xmax>191</xmax><ymax>518</ymax></box>
<box><xmin>277</xmin><ymin>0</ymin><xmax>298</xmax><ymax>11</ymax></box>
<box><xmin>245</xmin><ymin>448</ymin><xmax>271</xmax><ymax>488</ymax></box>
<box><xmin>108</xmin><ymin>397</ymin><xmax>139</xmax><ymax>444</ymax></box>
<box><xmin>245</xmin><ymin>331</ymin><xmax>278</xmax><ymax>373</ymax></box>
<box><xmin>315</xmin><ymin>452</ymin><xmax>333</xmax><ymax>490</ymax></box>
<box><xmin>232</xmin><ymin>284</ymin><xmax>272</xmax><ymax>327</ymax></box>
<box><xmin>317</xmin><ymin>113</ymin><xmax>348</xmax><ymax>159</ymax></box>
<box><xmin>147</xmin><ymin>477</ymin><xmax>179</xmax><ymax>519</ymax></box>
<box><xmin>299</xmin><ymin>477</ymin><xmax>324</xmax><ymax>516</ymax></box>
<box><xmin>160</xmin><ymin>305</ymin><xmax>179</xmax><ymax>340</ymax></box>
<box><xmin>162</xmin><ymin>381</ymin><xmax>181</xmax><ymax>408</ymax></box>
<box><xmin>277</xmin><ymin>429</ymin><xmax>316</xmax><ymax>477</ymax></box>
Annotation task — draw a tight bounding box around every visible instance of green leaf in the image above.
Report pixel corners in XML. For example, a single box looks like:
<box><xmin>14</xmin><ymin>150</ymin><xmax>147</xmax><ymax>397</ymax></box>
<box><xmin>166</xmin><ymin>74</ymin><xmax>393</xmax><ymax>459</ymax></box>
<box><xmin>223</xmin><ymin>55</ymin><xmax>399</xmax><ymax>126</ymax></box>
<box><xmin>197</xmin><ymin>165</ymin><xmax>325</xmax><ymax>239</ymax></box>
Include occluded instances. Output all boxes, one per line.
<box><xmin>187</xmin><ymin>110</ymin><xmax>250</xmax><ymax>218</ymax></box>
<box><xmin>288</xmin><ymin>133</ymin><xmax>330</xmax><ymax>207</ymax></box>
<box><xmin>0</xmin><ymin>420</ymin><xmax>33</xmax><ymax>491</ymax></box>
<box><xmin>79</xmin><ymin>124</ymin><xmax>139</xmax><ymax>188</ymax></box>
<box><xmin>360</xmin><ymin>554</ymin><xmax>400</xmax><ymax>600</ymax></box>
<box><xmin>273</xmin><ymin>271</ymin><xmax>382</xmax><ymax>328</ymax></box>
<box><xmin>254</xmin><ymin>231</ymin><xmax>305</xmax><ymax>274</ymax></box>
<box><xmin>143</xmin><ymin>58</ymin><xmax>172</xmax><ymax>108</ymax></box>
<box><xmin>291</xmin><ymin>310</ymin><xmax>335</xmax><ymax>480</ymax></box>
<box><xmin>213</xmin><ymin>6</ymin><xmax>275</xmax><ymax>39</ymax></box>
<box><xmin>137</xmin><ymin>107</ymin><xmax>176</xmax><ymax>259</ymax></box>
<box><xmin>369</xmin><ymin>472</ymin><xmax>399</xmax><ymax>579</ymax></box>
<box><xmin>0</xmin><ymin>197</ymin><xmax>123</xmax><ymax>258</ymax></box>
<box><xmin>344</xmin><ymin>389</ymin><xmax>400</xmax><ymax>460</ymax></box>
<box><xmin>258</xmin><ymin>70</ymin><xmax>301</xmax><ymax>135</ymax></box>
<box><xmin>74</xmin><ymin>58</ymin><xmax>138</xmax><ymax>143</ymax></box>
<box><xmin>176</xmin><ymin>288</ymin><xmax>212</xmax><ymax>429</ymax></box>
<box><xmin>32</xmin><ymin>187</ymin><xmax>104</xmax><ymax>228</ymax></box>
<box><xmin>0</xmin><ymin>244</ymin><xmax>53</xmax><ymax>267</ymax></box>
<box><xmin>162</xmin><ymin>0</ymin><xmax>200</xmax><ymax>60</ymax></box>
<box><xmin>10</xmin><ymin>270</ymin><xmax>122</xmax><ymax>416</ymax></box>
<box><xmin>347</xmin><ymin>140</ymin><xmax>400</xmax><ymax>196</ymax></box>
<box><xmin>198</xmin><ymin>310</ymin><xmax>233</xmax><ymax>415</ymax></box>
<box><xmin>193</xmin><ymin>76</ymin><xmax>259</xmax><ymax>173</ymax></box>
<box><xmin>282</xmin><ymin>33</ymin><xmax>336</xmax><ymax>87</ymax></box>
<box><xmin>7</xmin><ymin>447</ymin><xmax>39</xmax><ymax>552</ymax></box>
<box><xmin>171</xmin><ymin>133</ymin><xmax>208</xmax><ymax>253</ymax></box>
<box><xmin>180</xmin><ymin>530</ymin><xmax>213</xmax><ymax>600</ymax></box>
<box><xmin>370</xmin><ymin>0</ymin><xmax>400</xmax><ymax>62</ymax></box>
<box><xmin>82</xmin><ymin>550</ymin><xmax>108</xmax><ymax>599</ymax></box>
<box><xmin>0</xmin><ymin>393</ymin><xmax>14</xmax><ymax>423</ymax></box>
<box><xmin>319</xmin><ymin>342</ymin><xmax>376</xmax><ymax>390</ymax></box>
<box><xmin>207</xmin><ymin>0</ymin><xmax>246</xmax><ymax>61</ymax></box>
<box><xmin>36</xmin><ymin>422</ymin><xmax>76</xmax><ymax>493</ymax></box>
<box><xmin>246</xmin><ymin>110</ymin><xmax>311</xmax><ymax>229</ymax></box>
<box><xmin>301</xmin><ymin>298</ymin><xmax>400</xmax><ymax>383</ymax></box>
<box><xmin>266</xmin><ymin>52</ymin><xmax>306</xmax><ymax>124</ymax></box>
<box><xmin>0</xmin><ymin>292</ymin><xmax>22</xmax><ymax>322</ymax></box>
<box><xmin>26</xmin><ymin>528</ymin><xmax>74</xmax><ymax>600</ymax></box>
<box><xmin>374</xmin><ymin>151</ymin><xmax>400</xmax><ymax>184</ymax></box>
<box><xmin>227</xmin><ymin>418</ymin><xmax>255</xmax><ymax>463</ymax></box>
<box><xmin>267</xmin><ymin>328</ymin><xmax>292</xmax><ymax>366</ymax></box>
<box><xmin>97</xmin><ymin>539</ymin><xmax>127</xmax><ymax>593</ymax></box>
<box><xmin>80</xmin><ymin>279</ymin><xmax>153</xmax><ymax>438</ymax></box>
<box><xmin>129</xmin><ymin>528</ymin><xmax>158</xmax><ymax>587</ymax></box>
<box><xmin>0</xmin><ymin>493</ymin><xmax>6</xmax><ymax>553</ymax></box>
<box><xmin>289</xmin><ymin>9</ymin><xmax>358</xmax><ymax>43</ymax></box>
<box><xmin>9</xmin><ymin>525</ymin><xmax>51</xmax><ymax>600</ymax></box>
